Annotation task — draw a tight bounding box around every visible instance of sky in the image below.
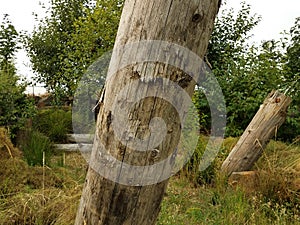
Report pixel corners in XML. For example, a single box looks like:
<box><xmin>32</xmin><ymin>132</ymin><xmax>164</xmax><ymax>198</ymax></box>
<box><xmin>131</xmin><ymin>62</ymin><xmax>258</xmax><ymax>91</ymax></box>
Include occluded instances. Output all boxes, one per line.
<box><xmin>0</xmin><ymin>0</ymin><xmax>299</xmax><ymax>93</ymax></box>
<box><xmin>226</xmin><ymin>0</ymin><xmax>299</xmax><ymax>43</ymax></box>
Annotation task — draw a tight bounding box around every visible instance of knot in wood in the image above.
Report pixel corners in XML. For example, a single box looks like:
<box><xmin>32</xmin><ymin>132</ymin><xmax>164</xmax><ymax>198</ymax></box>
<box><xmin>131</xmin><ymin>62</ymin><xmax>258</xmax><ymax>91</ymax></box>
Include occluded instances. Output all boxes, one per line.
<box><xmin>131</xmin><ymin>71</ymin><xmax>141</xmax><ymax>79</ymax></box>
<box><xmin>150</xmin><ymin>149</ymin><xmax>160</xmax><ymax>161</ymax></box>
<box><xmin>275</xmin><ymin>97</ymin><xmax>281</xmax><ymax>103</ymax></box>
<box><xmin>118</xmin><ymin>143</ymin><xmax>126</xmax><ymax>156</ymax></box>
<box><xmin>192</xmin><ymin>13</ymin><xmax>202</xmax><ymax>23</ymax></box>
<box><xmin>177</xmin><ymin>74</ymin><xmax>193</xmax><ymax>88</ymax></box>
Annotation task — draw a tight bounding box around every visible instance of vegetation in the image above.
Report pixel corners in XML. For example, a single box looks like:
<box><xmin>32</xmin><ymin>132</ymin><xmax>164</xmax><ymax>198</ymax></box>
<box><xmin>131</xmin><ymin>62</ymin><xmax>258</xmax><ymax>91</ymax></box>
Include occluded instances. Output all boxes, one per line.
<box><xmin>0</xmin><ymin>133</ymin><xmax>299</xmax><ymax>224</ymax></box>
<box><xmin>26</xmin><ymin>0</ymin><xmax>89</xmax><ymax>99</ymax></box>
<box><xmin>26</xmin><ymin>0</ymin><xmax>299</xmax><ymax>140</ymax></box>
<box><xmin>0</xmin><ymin>15</ymin><xmax>35</xmax><ymax>138</ymax></box>
<box><xmin>279</xmin><ymin>17</ymin><xmax>300</xmax><ymax>141</ymax></box>
<box><xmin>32</xmin><ymin>109</ymin><xmax>72</xmax><ymax>143</ymax></box>
<box><xmin>0</xmin><ymin>0</ymin><xmax>299</xmax><ymax>224</ymax></box>
<box><xmin>0</xmin><ymin>152</ymin><xmax>85</xmax><ymax>224</ymax></box>
<box><xmin>26</xmin><ymin>0</ymin><xmax>123</xmax><ymax>100</ymax></box>
<box><xmin>200</xmin><ymin>2</ymin><xmax>300</xmax><ymax>140</ymax></box>
<box><xmin>21</xmin><ymin>129</ymin><xmax>54</xmax><ymax>166</ymax></box>
<box><xmin>158</xmin><ymin>174</ymin><xmax>300</xmax><ymax>225</ymax></box>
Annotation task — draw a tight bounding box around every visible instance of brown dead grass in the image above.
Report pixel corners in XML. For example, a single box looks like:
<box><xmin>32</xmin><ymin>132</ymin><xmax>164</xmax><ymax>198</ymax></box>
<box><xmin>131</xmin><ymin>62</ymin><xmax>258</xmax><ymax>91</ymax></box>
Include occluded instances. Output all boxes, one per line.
<box><xmin>0</xmin><ymin>129</ymin><xmax>87</xmax><ymax>225</ymax></box>
<box><xmin>0</xmin><ymin>127</ymin><xmax>22</xmax><ymax>159</ymax></box>
<box><xmin>0</xmin><ymin>129</ymin><xmax>299</xmax><ymax>224</ymax></box>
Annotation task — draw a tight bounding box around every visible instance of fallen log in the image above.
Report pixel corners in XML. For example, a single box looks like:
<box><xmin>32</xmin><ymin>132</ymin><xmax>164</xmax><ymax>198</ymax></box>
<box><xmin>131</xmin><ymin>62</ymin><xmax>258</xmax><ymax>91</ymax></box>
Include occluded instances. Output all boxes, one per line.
<box><xmin>221</xmin><ymin>90</ymin><xmax>292</xmax><ymax>175</ymax></box>
<box><xmin>54</xmin><ymin>143</ymin><xmax>92</xmax><ymax>152</ymax></box>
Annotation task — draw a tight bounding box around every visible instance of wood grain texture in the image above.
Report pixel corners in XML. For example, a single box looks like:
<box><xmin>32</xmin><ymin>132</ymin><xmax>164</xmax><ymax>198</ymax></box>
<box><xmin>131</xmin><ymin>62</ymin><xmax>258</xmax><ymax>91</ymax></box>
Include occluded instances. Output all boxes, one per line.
<box><xmin>221</xmin><ymin>90</ymin><xmax>292</xmax><ymax>175</ymax></box>
<box><xmin>75</xmin><ymin>0</ymin><xmax>221</xmax><ymax>224</ymax></box>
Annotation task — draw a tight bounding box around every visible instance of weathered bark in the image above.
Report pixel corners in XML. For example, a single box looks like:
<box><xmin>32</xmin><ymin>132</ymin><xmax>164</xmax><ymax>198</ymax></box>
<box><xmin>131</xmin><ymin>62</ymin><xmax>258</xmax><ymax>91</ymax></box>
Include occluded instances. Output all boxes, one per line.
<box><xmin>221</xmin><ymin>90</ymin><xmax>292</xmax><ymax>175</ymax></box>
<box><xmin>75</xmin><ymin>0</ymin><xmax>221</xmax><ymax>224</ymax></box>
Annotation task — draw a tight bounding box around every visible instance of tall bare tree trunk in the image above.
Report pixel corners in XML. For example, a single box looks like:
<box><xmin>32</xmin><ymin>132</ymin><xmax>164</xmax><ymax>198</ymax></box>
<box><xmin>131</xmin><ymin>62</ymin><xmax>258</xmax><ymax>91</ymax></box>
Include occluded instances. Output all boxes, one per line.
<box><xmin>75</xmin><ymin>0</ymin><xmax>221</xmax><ymax>224</ymax></box>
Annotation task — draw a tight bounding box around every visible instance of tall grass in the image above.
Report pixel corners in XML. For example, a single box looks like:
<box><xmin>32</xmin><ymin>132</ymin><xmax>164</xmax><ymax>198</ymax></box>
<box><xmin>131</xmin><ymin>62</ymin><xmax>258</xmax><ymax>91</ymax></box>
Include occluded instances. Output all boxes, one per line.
<box><xmin>1</xmin><ymin>129</ymin><xmax>299</xmax><ymax>224</ymax></box>
<box><xmin>22</xmin><ymin>130</ymin><xmax>53</xmax><ymax>166</ymax></box>
<box><xmin>181</xmin><ymin>136</ymin><xmax>238</xmax><ymax>185</ymax></box>
<box><xmin>0</xmin><ymin>152</ymin><xmax>86</xmax><ymax>225</ymax></box>
<box><xmin>33</xmin><ymin>109</ymin><xmax>72</xmax><ymax>143</ymax></box>
<box><xmin>158</xmin><ymin>174</ymin><xmax>300</xmax><ymax>225</ymax></box>
<box><xmin>177</xmin><ymin>136</ymin><xmax>300</xmax><ymax>224</ymax></box>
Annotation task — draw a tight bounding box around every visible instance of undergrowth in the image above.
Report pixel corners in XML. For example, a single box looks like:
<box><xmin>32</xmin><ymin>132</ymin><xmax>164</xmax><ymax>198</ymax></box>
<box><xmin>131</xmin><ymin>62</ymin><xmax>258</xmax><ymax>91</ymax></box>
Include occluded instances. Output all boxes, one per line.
<box><xmin>32</xmin><ymin>109</ymin><xmax>72</xmax><ymax>143</ymax></box>
<box><xmin>0</xmin><ymin>128</ymin><xmax>299</xmax><ymax>224</ymax></box>
<box><xmin>157</xmin><ymin>175</ymin><xmax>300</xmax><ymax>225</ymax></box>
<box><xmin>0</xmin><ymin>153</ymin><xmax>86</xmax><ymax>224</ymax></box>
<box><xmin>178</xmin><ymin>136</ymin><xmax>300</xmax><ymax>224</ymax></box>
<box><xmin>21</xmin><ymin>129</ymin><xmax>54</xmax><ymax>166</ymax></box>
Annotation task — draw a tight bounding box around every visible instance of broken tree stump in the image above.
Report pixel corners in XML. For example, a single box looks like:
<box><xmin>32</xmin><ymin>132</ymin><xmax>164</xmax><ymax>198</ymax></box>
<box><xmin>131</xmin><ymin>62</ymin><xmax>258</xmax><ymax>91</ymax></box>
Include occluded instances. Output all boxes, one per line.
<box><xmin>221</xmin><ymin>90</ymin><xmax>292</xmax><ymax>175</ymax></box>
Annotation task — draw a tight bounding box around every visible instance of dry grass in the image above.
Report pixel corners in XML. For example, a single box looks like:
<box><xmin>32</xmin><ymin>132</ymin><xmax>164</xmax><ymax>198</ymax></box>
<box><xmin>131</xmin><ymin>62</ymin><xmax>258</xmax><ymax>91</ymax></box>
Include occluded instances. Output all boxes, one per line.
<box><xmin>0</xmin><ymin>127</ymin><xmax>22</xmax><ymax>158</ymax></box>
<box><xmin>0</xmin><ymin>127</ymin><xmax>300</xmax><ymax>224</ymax></box>
<box><xmin>0</xmin><ymin>132</ymin><xmax>87</xmax><ymax>225</ymax></box>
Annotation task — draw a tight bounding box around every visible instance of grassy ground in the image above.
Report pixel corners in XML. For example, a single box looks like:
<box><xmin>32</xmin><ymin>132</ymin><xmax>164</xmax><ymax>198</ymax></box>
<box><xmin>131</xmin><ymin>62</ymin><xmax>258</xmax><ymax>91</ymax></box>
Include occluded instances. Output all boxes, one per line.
<box><xmin>159</xmin><ymin>175</ymin><xmax>300</xmax><ymax>225</ymax></box>
<box><xmin>0</xmin><ymin>131</ymin><xmax>299</xmax><ymax>224</ymax></box>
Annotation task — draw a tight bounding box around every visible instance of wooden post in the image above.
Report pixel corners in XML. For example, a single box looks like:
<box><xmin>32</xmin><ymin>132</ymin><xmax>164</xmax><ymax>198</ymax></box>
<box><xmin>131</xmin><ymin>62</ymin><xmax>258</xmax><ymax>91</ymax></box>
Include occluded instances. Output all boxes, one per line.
<box><xmin>221</xmin><ymin>90</ymin><xmax>292</xmax><ymax>175</ymax></box>
<box><xmin>75</xmin><ymin>0</ymin><xmax>221</xmax><ymax>224</ymax></box>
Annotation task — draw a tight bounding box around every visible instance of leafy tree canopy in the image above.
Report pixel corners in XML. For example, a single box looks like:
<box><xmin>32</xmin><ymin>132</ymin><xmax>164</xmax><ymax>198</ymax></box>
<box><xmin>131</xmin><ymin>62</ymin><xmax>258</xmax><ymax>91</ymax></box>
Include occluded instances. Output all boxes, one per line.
<box><xmin>26</xmin><ymin>0</ymin><xmax>299</xmax><ymax>141</ymax></box>
<box><xmin>0</xmin><ymin>16</ymin><xmax>35</xmax><ymax>138</ymax></box>
<box><xmin>26</xmin><ymin>0</ymin><xmax>124</xmax><ymax>101</ymax></box>
<box><xmin>196</xmin><ymin>1</ymin><xmax>299</xmax><ymax>141</ymax></box>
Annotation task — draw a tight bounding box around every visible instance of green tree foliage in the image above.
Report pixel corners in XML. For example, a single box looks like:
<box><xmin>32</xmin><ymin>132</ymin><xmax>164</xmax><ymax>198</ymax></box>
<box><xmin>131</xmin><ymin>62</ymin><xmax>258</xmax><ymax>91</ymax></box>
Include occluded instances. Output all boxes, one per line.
<box><xmin>206</xmin><ymin>2</ymin><xmax>261</xmax><ymax>73</ymax></box>
<box><xmin>26</xmin><ymin>0</ymin><xmax>89</xmax><ymax>100</ymax></box>
<box><xmin>194</xmin><ymin>2</ymin><xmax>299</xmax><ymax>141</ymax></box>
<box><xmin>26</xmin><ymin>0</ymin><xmax>123</xmax><ymax>101</ymax></box>
<box><xmin>279</xmin><ymin>18</ymin><xmax>300</xmax><ymax>141</ymax></box>
<box><xmin>285</xmin><ymin>17</ymin><xmax>300</xmax><ymax>101</ymax></box>
<box><xmin>0</xmin><ymin>16</ymin><xmax>35</xmax><ymax>138</ymax></box>
<box><xmin>195</xmin><ymin>2</ymin><xmax>263</xmax><ymax>136</ymax></box>
<box><xmin>0</xmin><ymin>15</ymin><xmax>19</xmax><ymax>68</ymax></box>
<box><xmin>222</xmin><ymin>40</ymin><xmax>288</xmax><ymax>136</ymax></box>
<box><xmin>26</xmin><ymin>0</ymin><xmax>298</xmax><ymax>141</ymax></box>
<box><xmin>64</xmin><ymin>0</ymin><xmax>123</xmax><ymax>83</ymax></box>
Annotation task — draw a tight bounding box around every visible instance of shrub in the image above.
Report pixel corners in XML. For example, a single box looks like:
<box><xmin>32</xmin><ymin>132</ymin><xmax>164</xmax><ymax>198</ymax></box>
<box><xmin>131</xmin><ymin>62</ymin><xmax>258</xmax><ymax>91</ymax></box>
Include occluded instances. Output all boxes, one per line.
<box><xmin>0</xmin><ymin>16</ymin><xmax>36</xmax><ymax>139</ymax></box>
<box><xmin>33</xmin><ymin>109</ymin><xmax>72</xmax><ymax>143</ymax></box>
<box><xmin>0</xmin><ymin>69</ymin><xmax>36</xmax><ymax>139</ymax></box>
<box><xmin>21</xmin><ymin>130</ymin><xmax>53</xmax><ymax>166</ymax></box>
<box><xmin>182</xmin><ymin>136</ymin><xmax>238</xmax><ymax>186</ymax></box>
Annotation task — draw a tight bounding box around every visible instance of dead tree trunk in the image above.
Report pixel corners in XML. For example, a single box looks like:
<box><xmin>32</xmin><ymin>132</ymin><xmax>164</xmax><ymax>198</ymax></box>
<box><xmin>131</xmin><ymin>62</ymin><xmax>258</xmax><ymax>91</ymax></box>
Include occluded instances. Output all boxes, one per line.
<box><xmin>75</xmin><ymin>0</ymin><xmax>221</xmax><ymax>224</ymax></box>
<box><xmin>221</xmin><ymin>90</ymin><xmax>292</xmax><ymax>175</ymax></box>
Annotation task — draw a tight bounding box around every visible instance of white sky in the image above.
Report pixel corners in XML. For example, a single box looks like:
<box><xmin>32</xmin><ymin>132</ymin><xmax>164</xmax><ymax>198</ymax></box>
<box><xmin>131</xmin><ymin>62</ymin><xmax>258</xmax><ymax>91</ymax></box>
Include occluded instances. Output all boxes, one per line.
<box><xmin>0</xmin><ymin>0</ymin><xmax>299</xmax><ymax>93</ymax></box>
<box><xmin>226</xmin><ymin>0</ymin><xmax>299</xmax><ymax>43</ymax></box>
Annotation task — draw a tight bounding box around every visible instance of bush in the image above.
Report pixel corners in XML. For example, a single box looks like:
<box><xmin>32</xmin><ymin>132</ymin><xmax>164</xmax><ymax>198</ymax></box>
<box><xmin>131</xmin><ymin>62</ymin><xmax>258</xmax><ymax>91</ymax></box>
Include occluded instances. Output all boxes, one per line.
<box><xmin>0</xmin><ymin>70</ymin><xmax>36</xmax><ymax>139</ymax></box>
<box><xmin>21</xmin><ymin>130</ymin><xmax>53</xmax><ymax>166</ymax></box>
<box><xmin>182</xmin><ymin>136</ymin><xmax>238</xmax><ymax>186</ymax></box>
<box><xmin>33</xmin><ymin>109</ymin><xmax>72</xmax><ymax>143</ymax></box>
<box><xmin>278</xmin><ymin>105</ymin><xmax>300</xmax><ymax>143</ymax></box>
<box><xmin>0</xmin><ymin>16</ymin><xmax>36</xmax><ymax>139</ymax></box>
